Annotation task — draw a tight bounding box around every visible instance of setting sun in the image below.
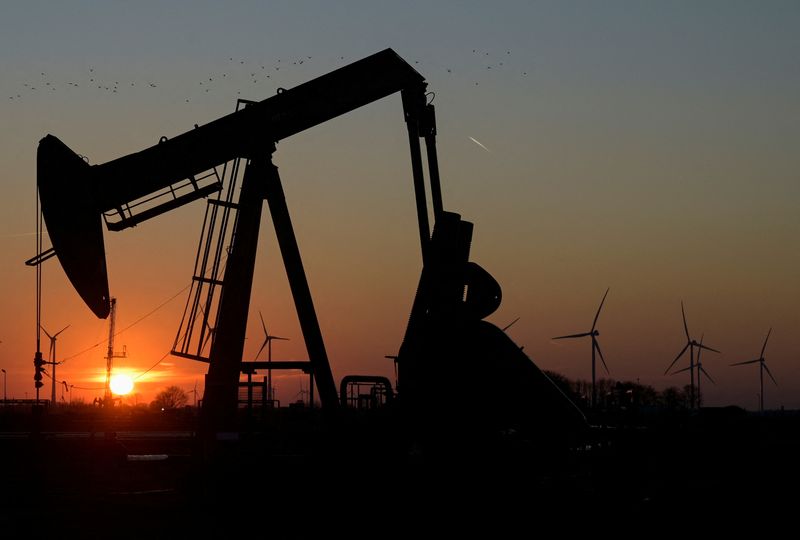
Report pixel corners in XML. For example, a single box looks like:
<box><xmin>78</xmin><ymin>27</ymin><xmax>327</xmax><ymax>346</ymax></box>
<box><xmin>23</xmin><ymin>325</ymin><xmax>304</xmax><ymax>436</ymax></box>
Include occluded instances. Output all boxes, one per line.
<box><xmin>110</xmin><ymin>374</ymin><xmax>135</xmax><ymax>396</ymax></box>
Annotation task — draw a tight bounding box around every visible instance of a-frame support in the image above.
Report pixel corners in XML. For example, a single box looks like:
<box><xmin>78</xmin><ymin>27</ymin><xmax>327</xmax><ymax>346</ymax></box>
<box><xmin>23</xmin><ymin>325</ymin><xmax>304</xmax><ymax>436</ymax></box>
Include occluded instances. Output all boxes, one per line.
<box><xmin>201</xmin><ymin>149</ymin><xmax>338</xmax><ymax>433</ymax></box>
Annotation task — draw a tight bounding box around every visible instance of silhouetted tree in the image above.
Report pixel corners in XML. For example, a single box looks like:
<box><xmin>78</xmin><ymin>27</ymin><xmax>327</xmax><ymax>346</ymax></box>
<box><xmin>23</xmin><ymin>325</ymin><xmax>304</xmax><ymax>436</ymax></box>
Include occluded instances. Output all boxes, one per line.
<box><xmin>151</xmin><ymin>385</ymin><xmax>188</xmax><ymax>410</ymax></box>
<box><xmin>540</xmin><ymin>370</ymin><xmax>694</xmax><ymax>413</ymax></box>
<box><xmin>636</xmin><ymin>384</ymin><xmax>659</xmax><ymax>407</ymax></box>
<box><xmin>660</xmin><ymin>386</ymin><xmax>687</xmax><ymax>410</ymax></box>
<box><xmin>572</xmin><ymin>379</ymin><xmax>591</xmax><ymax>405</ymax></box>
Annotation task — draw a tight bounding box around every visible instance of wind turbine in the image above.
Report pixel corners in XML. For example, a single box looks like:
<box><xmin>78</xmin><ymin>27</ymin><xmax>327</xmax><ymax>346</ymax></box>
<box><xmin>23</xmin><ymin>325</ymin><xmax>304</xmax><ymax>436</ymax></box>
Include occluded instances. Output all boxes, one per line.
<box><xmin>41</xmin><ymin>324</ymin><xmax>69</xmax><ymax>405</ymax></box>
<box><xmin>255</xmin><ymin>311</ymin><xmax>289</xmax><ymax>402</ymax></box>
<box><xmin>672</xmin><ymin>333</ymin><xmax>715</xmax><ymax>408</ymax></box>
<box><xmin>731</xmin><ymin>328</ymin><xmax>777</xmax><ymax>412</ymax></box>
<box><xmin>664</xmin><ymin>302</ymin><xmax>719</xmax><ymax>409</ymax></box>
<box><xmin>295</xmin><ymin>380</ymin><xmax>309</xmax><ymax>406</ymax></box>
<box><xmin>552</xmin><ymin>288</ymin><xmax>610</xmax><ymax>410</ymax></box>
<box><xmin>199</xmin><ymin>303</ymin><xmax>216</xmax><ymax>355</ymax></box>
<box><xmin>187</xmin><ymin>380</ymin><xmax>199</xmax><ymax>408</ymax></box>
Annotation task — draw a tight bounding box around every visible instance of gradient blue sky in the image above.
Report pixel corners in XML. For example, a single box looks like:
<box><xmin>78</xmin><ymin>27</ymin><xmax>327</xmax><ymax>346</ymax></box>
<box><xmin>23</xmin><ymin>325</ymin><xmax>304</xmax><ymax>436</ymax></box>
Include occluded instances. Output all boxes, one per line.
<box><xmin>1</xmin><ymin>1</ymin><xmax>798</xmax><ymax>408</ymax></box>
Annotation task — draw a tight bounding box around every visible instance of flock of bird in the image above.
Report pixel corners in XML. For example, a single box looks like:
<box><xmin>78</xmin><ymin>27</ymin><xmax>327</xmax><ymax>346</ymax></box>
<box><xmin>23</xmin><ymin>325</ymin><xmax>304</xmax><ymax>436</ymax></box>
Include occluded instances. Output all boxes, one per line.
<box><xmin>553</xmin><ymin>288</ymin><xmax>780</xmax><ymax>411</ymax></box>
<box><xmin>6</xmin><ymin>56</ymin><xmax>319</xmax><ymax>102</ymax></box>
<box><xmin>6</xmin><ymin>48</ymin><xmax>531</xmax><ymax>104</ymax></box>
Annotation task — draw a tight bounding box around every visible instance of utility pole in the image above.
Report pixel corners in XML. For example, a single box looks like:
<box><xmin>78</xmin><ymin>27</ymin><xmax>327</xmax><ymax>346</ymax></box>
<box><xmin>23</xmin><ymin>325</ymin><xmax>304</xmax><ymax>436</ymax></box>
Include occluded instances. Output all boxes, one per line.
<box><xmin>103</xmin><ymin>298</ymin><xmax>126</xmax><ymax>407</ymax></box>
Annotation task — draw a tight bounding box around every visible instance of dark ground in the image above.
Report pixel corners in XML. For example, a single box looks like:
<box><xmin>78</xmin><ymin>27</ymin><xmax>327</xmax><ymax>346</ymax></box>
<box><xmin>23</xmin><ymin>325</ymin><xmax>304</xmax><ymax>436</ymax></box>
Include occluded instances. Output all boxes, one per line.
<box><xmin>1</xmin><ymin>405</ymin><xmax>798</xmax><ymax>537</ymax></box>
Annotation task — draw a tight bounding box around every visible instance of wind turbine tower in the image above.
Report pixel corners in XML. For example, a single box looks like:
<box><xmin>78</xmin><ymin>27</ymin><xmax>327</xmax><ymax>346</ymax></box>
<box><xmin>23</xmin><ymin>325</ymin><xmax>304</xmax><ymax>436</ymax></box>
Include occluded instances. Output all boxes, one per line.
<box><xmin>664</xmin><ymin>302</ymin><xmax>719</xmax><ymax>409</ymax></box>
<box><xmin>552</xmin><ymin>288</ymin><xmax>610</xmax><ymax>410</ymax></box>
<box><xmin>731</xmin><ymin>328</ymin><xmax>777</xmax><ymax>412</ymax></box>
<box><xmin>255</xmin><ymin>311</ymin><xmax>289</xmax><ymax>402</ymax></box>
<box><xmin>41</xmin><ymin>324</ymin><xmax>69</xmax><ymax>405</ymax></box>
<box><xmin>672</xmin><ymin>333</ymin><xmax>715</xmax><ymax>407</ymax></box>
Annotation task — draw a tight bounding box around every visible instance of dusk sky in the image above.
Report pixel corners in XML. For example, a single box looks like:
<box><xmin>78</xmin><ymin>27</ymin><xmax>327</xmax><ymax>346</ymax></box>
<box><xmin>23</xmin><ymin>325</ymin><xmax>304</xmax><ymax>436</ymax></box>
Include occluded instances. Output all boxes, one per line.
<box><xmin>1</xmin><ymin>1</ymin><xmax>798</xmax><ymax>409</ymax></box>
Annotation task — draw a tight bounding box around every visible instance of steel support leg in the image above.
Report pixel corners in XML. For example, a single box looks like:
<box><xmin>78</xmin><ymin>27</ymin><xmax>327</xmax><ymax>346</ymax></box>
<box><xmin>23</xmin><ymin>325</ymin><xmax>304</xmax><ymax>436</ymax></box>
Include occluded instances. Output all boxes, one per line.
<box><xmin>202</xmin><ymin>155</ymin><xmax>268</xmax><ymax>433</ymax></box>
<box><xmin>263</xmin><ymin>162</ymin><xmax>338</xmax><ymax>410</ymax></box>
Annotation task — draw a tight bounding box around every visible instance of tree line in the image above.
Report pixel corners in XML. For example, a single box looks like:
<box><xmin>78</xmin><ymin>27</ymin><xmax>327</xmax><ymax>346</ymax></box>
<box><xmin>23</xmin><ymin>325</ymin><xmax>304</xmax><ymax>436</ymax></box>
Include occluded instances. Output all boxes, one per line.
<box><xmin>544</xmin><ymin>370</ymin><xmax>709</xmax><ymax>412</ymax></box>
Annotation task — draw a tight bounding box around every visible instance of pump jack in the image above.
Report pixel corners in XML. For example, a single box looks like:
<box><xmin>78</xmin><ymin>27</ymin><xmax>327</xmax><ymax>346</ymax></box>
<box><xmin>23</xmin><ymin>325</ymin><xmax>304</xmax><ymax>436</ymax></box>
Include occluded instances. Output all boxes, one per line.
<box><xmin>34</xmin><ymin>49</ymin><xmax>585</xmax><ymax>439</ymax></box>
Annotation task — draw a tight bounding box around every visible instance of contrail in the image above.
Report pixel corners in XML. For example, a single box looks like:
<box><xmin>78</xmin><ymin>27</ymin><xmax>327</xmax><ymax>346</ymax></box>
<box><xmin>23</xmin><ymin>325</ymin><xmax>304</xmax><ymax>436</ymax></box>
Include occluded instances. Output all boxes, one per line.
<box><xmin>469</xmin><ymin>136</ymin><xmax>491</xmax><ymax>153</ymax></box>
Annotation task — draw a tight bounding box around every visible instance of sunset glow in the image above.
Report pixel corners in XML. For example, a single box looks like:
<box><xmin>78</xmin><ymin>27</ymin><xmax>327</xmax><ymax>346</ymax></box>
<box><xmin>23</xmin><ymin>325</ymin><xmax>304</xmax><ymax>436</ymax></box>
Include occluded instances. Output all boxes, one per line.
<box><xmin>110</xmin><ymin>374</ymin><xmax>134</xmax><ymax>396</ymax></box>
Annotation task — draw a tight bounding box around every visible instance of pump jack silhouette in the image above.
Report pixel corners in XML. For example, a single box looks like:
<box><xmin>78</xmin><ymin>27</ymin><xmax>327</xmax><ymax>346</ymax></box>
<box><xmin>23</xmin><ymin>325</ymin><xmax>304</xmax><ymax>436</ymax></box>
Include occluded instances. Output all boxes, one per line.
<box><xmin>32</xmin><ymin>49</ymin><xmax>585</xmax><ymax>442</ymax></box>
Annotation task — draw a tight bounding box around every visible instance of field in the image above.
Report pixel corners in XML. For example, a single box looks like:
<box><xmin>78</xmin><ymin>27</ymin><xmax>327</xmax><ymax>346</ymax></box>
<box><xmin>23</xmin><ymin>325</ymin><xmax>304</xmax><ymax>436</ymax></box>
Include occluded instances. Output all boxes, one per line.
<box><xmin>1</xmin><ymin>405</ymin><xmax>798</xmax><ymax>537</ymax></box>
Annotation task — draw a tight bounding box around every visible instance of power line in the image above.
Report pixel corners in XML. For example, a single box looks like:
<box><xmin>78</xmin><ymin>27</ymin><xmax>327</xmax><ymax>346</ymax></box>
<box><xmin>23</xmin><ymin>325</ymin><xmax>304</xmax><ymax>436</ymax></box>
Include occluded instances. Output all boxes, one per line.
<box><xmin>44</xmin><ymin>348</ymin><xmax>171</xmax><ymax>389</ymax></box>
<box><xmin>70</xmin><ymin>385</ymin><xmax>104</xmax><ymax>391</ymax></box>
<box><xmin>62</xmin><ymin>284</ymin><xmax>191</xmax><ymax>361</ymax></box>
<box><xmin>134</xmin><ymin>350</ymin><xmax>171</xmax><ymax>381</ymax></box>
<box><xmin>42</xmin><ymin>369</ymin><xmax>103</xmax><ymax>391</ymax></box>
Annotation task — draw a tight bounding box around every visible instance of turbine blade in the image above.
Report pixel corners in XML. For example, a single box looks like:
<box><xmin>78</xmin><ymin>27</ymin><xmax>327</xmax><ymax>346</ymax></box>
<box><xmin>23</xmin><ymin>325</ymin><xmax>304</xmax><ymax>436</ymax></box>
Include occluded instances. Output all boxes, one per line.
<box><xmin>270</xmin><ymin>336</ymin><xmax>290</xmax><ymax>341</ymax></box>
<box><xmin>760</xmin><ymin>327</ymin><xmax>772</xmax><ymax>359</ymax></box>
<box><xmin>255</xmin><ymin>340</ymin><xmax>268</xmax><ymax>360</ymax></box>
<box><xmin>502</xmin><ymin>317</ymin><xmax>520</xmax><ymax>332</ymax></box>
<box><xmin>697</xmin><ymin>343</ymin><xmax>720</xmax><ymax>354</ymax></box>
<box><xmin>594</xmin><ymin>338</ymin><xmax>610</xmax><ymax>374</ymax></box>
<box><xmin>697</xmin><ymin>334</ymin><xmax>704</xmax><ymax>363</ymax></box>
<box><xmin>700</xmin><ymin>366</ymin><xmax>715</xmax><ymax>385</ymax></box>
<box><xmin>665</xmin><ymin>343</ymin><xmax>690</xmax><ymax>374</ymax></box>
<box><xmin>40</xmin><ymin>325</ymin><xmax>54</xmax><ymax>340</ymax></box>
<box><xmin>672</xmin><ymin>365</ymin><xmax>692</xmax><ymax>375</ymax></box>
<box><xmin>552</xmin><ymin>332</ymin><xmax>592</xmax><ymax>340</ymax></box>
<box><xmin>54</xmin><ymin>324</ymin><xmax>70</xmax><ymax>337</ymax></box>
<box><xmin>763</xmin><ymin>363</ymin><xmax>778</xmax><ymax>386</ymax></box>
<box><xmin>202</xmin><ymin>330</ymin><xmax>213</xmax><ymax>351</ymax></box>
<box><xmin>591</xmin><ymin>288</ymin><xmax>610</xmax><ymax>332</ymax></box>
<box><xmin>681</xmin><ymin>301</ymin><xmax>690</xmax><ymax>341</ymax></box>
<box><xmin>259</xmin><ymin>311</ymin><xmax>268</xmax><ymax>336</ymax></box>
<box><xmin>730</xmin><ymin>359</ymin><xmax>761</xmax><ymax>366</ymax></box>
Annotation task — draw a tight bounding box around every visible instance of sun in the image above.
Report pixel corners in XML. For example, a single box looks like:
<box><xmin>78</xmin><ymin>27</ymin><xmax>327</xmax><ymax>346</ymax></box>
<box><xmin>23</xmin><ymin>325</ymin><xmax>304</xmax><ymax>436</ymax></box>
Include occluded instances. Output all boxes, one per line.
<box><xmin>110</xmin><ymin>373</ymin><xmax>135</xmax><ymax>396</ymax></box>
